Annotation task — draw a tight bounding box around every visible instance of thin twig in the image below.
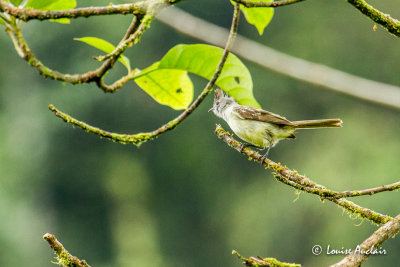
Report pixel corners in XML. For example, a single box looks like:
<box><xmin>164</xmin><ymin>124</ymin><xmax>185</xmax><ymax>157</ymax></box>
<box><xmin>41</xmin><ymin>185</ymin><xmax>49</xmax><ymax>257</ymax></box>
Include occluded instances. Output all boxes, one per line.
<box><xmin>7</xmin><ymin>13</ymin><xmax>146</xmax><ymax>92</ymax></box>
<box><xmin>214</xmin><ymin>124</ymin><xmax>393</xmax><ymax>225</ymax></box>
<box><xmin>48</xmin><ymin>104</ymin><xmax>150</xmax><ymax>145</ymax></box>
<box><xmin>232</xmin><ymin>0</ymin><xmax>305</xmax><ymax>8</ymax></box>
<box><xmin>0</xmin><ymin>0</ymin><xmax>182</xmax><ymax>21</ymax></box>
<box><xmin>48</xmin><ymin>3</ymin><xmax>242</xmax><ymax>146</ymax></box>
<box><xmin>94</xmin><ymin>14</ymin><xmax>143</xmax><ymax>62</ymax></box>
<box><xmin>95</xmin><ymin>14</ymin><xmax>153</xmax><ymax>92</ymax></box>
<box><xmin>96</xmin><ymin>13</ymin><xmax>152</xmax><ymax>62</ymax></box>
<box><xmin>346</xmin><ymin>0</ymin><xmax>400</xmax><ymax>38</ymax></box>
<box><xmin>273</xmin><ymin>172</ymin><xmax>400</xmax><ymax>199</ymax></box>
<box><xmin>330</xmin><ymin>214</ymin><xmax>400</xmax><ymax>267</ymax></box>
<box><xmin>43</xmin><ymin>233</ymin><xmax>91</xmax><ymax>267</ymax></box>
<box><xmin>95</xmin><ymin>69</ymin><xmax>138</xmax><ymax>92</ymax></box>
<box><xmin>344</xmin><ymin>181</ymin><xmax>400</xmax><ymax>197</ymax></box>
<box><xmin>0</xmin><ymin>11</ymin><xmax>11</xmax><ymax>24</ymax></box>
<box><xmin>157</xmin><ymin>7</ymin><xmax>400</xmax><ymax>109</ymax></box>
<box><xmin>232</xmin><ymin>250</ymin><xmax>301</xmax><ymax>267</ymax></box>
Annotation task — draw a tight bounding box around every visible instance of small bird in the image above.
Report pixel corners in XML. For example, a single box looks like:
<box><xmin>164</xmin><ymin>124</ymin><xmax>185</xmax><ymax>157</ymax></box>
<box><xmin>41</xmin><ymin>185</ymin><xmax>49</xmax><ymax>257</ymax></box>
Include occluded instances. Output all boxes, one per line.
<box><xmin>209</xmin><ymin>89</ymin><xmax>342</xmax><ymax>160</ymax></box>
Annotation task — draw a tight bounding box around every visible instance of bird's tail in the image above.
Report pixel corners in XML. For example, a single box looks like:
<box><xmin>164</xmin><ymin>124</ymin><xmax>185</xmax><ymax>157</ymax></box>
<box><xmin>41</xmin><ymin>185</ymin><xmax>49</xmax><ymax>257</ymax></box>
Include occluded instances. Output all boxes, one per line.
<box><xmin>292</xmin><ymin>119</ymin><xmax>342</xmax><ymax>129</ymax></box>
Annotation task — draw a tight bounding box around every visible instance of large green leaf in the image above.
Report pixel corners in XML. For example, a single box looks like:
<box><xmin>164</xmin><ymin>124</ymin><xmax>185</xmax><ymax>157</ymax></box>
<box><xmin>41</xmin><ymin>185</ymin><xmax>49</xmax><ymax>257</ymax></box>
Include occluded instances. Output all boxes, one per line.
<box><xmin>74</xmin><ymin>37</ymin><xmax>131</xmax><ymax>73</ymax></box>
<box><xmin>26</xmin><ymin>0</ymin><xmax>75</xmax><ymax>10</ymax></box>
<box><xmin>134</xmin><ymin>63</ymin><xmax>193</xmax><ymax>110</ymax></box>
<box><xmin>158</xmin><ymin>44</ymin><xmax>260</xmax><ymax>108</ymax></box>
<box><xmin>236</xmin><ymin>0</ymin><xmax>274</xmax><ymax>35</ymax></box>
<box><xmin>9</xmin><ymin>0</ymin><xmax>24</xmax><ymax>6</ymax></box>
<box><xmin>25</xmin><ymin>0</ymin><xmax>76</xmax><ymax>24</ymax></box>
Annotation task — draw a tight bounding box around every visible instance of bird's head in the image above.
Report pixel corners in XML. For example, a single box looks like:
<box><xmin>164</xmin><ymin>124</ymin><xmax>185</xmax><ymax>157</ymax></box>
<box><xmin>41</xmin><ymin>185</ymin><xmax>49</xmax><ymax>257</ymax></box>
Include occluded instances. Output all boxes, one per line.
<box><xmin>208</xmin><ymin>89</ymin><xmax>236</xmax><ymax>119</ymax></box>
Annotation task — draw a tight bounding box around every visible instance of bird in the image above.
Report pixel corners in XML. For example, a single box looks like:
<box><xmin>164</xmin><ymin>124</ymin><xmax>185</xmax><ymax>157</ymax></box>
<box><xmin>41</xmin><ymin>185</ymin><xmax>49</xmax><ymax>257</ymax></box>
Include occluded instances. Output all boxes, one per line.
<box><xmin>209</xmin><ymin>89</ymin><xmax>342</xmax><ymax>161</ymax></box>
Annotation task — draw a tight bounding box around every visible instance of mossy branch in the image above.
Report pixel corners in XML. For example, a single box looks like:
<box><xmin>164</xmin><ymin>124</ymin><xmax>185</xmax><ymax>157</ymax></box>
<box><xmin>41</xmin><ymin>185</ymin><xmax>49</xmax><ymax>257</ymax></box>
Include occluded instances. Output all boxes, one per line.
<box><xmin>48</xmin><ymin>104</ymin><xmax>150</xmax><ymax>146</ymax></box>
<box><xmin>43</xmin><ymin>233</ymin><xmax>91</xmax><ymax>267</ymax></box>
<box><xmin>273</xmin><ymin>172</ymin><xmax>400</xmax><ymax>199</ymax></box>
<box><xmin>5</xmin><ymin>13</ymin><xmax>149</xmax><ymax>92</ymax></box>
<box><xmin>48</xmin><ymin>4</ymin><xmax>242</xmax><ymax>147</ymax></box>
<box><xmin>214</xmin><ymin>124</ymin><xmax>394</xmax><ymax>225</ymax></box>
<box><xmin>232</xmin><ymin>0</ymin><xmax>305</xmax><ymax>8</ymax></box>
<box><xmin>0</xmin><ymin>0</ymin><xmax>181</xmax><ymax>21</ymax></box>
<box><xmin>346</xmin><ymin>0</ymin><xmax>400</xmax><ymax>38</ymax></box>
<box><xmin>232</xmin><ymin>250</ymin><xmax>301</xmax><ymax>267</ymax></box>
<box><xmin>234</xmin><ymin>212</ymin><xmax>400</xmax><ymax>267</ymax></box>
<box><xmin>331</xmin><ymin>214</ymin><xmax>400</xmax><ymax>266</ymax></box>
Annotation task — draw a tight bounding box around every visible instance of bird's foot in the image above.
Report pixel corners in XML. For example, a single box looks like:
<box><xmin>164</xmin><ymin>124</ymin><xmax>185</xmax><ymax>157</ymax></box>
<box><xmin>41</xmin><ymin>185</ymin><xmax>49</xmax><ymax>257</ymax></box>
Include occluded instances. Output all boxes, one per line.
<box><xmin>261</xmin><ymin>154</ymin><xmax>268</xmax><ymax>163</ymax></box>
<box><xmin>240</xmin><ymin>143</ymin><xmax>258</xmax><ymax>153</ymax></box>
<box><xmin>260</xmin><ymin>145</ymin><xmax>272</xmax><ymax>163</ymax></box>
<box><xmin>239</xmin><ymin>143</ymin><xmax>248</xmax><ymax>153</ymax></box>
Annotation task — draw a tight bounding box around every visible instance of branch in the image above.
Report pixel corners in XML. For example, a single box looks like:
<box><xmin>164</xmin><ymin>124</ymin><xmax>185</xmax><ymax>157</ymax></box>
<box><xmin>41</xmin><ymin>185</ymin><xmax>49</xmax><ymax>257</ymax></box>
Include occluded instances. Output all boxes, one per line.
<box><xmin>273</xmin><ymin>172</ymin><xmax>400</xmax><ymax>199</ymax></box>
<box><xmin>0</xmin><ymin>0</ymin><xmax>181</xmax><ymax>21</ymax></box>
<box><xmin>6</xmin><ymin>13</ymin><xmax>148</xmax><ymax>92</ymax></box>
<box><xmin>157</xmin><ymin>8</ymin><xmax>400</xmax><ymax>109</ymax></box>
<box><xmin>331</xmin><ymin>214</ymin><xmax>400</xmax><ymax>267</ymax></box>
<box><xmin>93</xmin><ymin>14</ymin><xmax>142</xmax><ymax>63</ymax></box>
<box><xmin>342</xmin><ymin>181</ymin><xmax>400</xmax><ymax>197</ymax></box>
<box><xmin>214</xmin><ymin>124</ymin><xmax>393</xmax><ymax>225</ymax></box>
<box><xmin>43</xmin><ymin>233</ymin><xmax>91</xmax><ymax>267</ymax></box>
<box><xmin>48</xmin><ymin>104</ymin><xmax>145</xmax><ymax>145</ymax></box>
<box><xmin>94</xmin><ymin>13</ymin><xmax>154</xmax><ymax>92</ymax></box>
<box><xmin>233</xmin><ymin>250</ymin><xmax>301</xmax><ymax>267</ymax></box>
<box><xmin>48</xmin><ymin>3</ymin><xmax>242</xmax><ymax>146</ymax></box>
<box><xmin>232</xmin><ymin>0</ymin><xmax>305</xmax><ymax>8</ymax></box>
<box><xmin>232</xmin><ymin>214</ymin><xmax>400</xmax><ymax>267</ymax></box>
<box><xmin>346</xmin><ymin>0</ymin><xmax>400</xmax><ymax>38</ymax></box>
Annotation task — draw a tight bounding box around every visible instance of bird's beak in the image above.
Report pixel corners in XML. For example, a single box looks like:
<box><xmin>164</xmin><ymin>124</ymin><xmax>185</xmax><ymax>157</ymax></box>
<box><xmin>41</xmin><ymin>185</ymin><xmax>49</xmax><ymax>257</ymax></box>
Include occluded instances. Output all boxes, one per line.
<box><xmin>208</xmin><ymin>107</ymin><xmax>214</xmax><ymax>113</ymax></box>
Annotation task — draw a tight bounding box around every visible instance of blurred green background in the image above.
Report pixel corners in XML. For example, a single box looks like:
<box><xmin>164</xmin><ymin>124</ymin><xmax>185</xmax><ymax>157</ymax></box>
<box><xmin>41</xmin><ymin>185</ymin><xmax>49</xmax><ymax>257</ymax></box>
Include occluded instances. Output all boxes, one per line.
<box><xmin>0</xmin><ymin>0</ymin><xmax>399</xmax><ymax>266</ymax></box>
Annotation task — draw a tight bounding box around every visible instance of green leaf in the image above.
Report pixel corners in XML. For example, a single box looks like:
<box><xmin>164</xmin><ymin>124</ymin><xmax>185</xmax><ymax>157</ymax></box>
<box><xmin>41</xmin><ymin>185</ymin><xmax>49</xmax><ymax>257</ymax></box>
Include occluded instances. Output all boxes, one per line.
<box><xmin>10</xmin><ymin>0</ymin><xmax>24</xmax><ymax>6</ymax></box>
<box><xmin>26</xmin><ymin>0</ymin><xmax>75</xmax><ymax>10</ymax></box>
<box><xmin>158</xmin><ymin>44</ymin><xmax>260</xmax><ymax>108</ymax></box>
<box><xmin>235</xmin><ymin>0</ymin><xmax>274</xmax><ymax>35</ymax></box>
<box><xmin>0</xmin><ymin>17</ymin><xmax>5</xmax><ymax>26</ymax></box>
<box><xmin>74</xmin><ymin>37</ymin><xmax>131</xmax><ymax>73</ymax></box>
<box><xmin>25</xmin><ymin>0</ymin><xmax>76</xmax><ymax>24</ymax></box>
<box><xmin>134</xmin><ymin>62</ymin><xmax>193</xmax><ymax>110</ymax></box>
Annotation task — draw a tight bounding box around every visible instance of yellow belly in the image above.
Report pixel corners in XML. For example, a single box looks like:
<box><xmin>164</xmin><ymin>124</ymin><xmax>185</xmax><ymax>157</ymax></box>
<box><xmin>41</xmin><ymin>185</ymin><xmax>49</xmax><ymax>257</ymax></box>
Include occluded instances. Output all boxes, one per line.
<box><xmin>227</xmin><ymin>117</ymin><xmax>294</xmax><ymax>148</ymax></box>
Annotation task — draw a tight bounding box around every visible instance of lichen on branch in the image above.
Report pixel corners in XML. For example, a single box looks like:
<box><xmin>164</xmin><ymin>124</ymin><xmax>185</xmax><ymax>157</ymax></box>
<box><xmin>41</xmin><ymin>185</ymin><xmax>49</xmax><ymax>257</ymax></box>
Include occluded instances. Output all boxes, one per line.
<box><xmin>233</xmin><ymin>250</ymin><xmax>301</xmax><ymax>267</ymax></box>
<box><xmin>346</xmin><ymin>0</ymin><xmax>400</xmax><ymax>38</ymax></box>
<box><xmin>331</xmin><ymin>214</ymin><xmax>400</xmax><ymax>266</ymax></box>
<box><xmin>232</xmin><ymin>0</ymin><xmax>305</xmax><ymax>8</ymax></box>
<box><xmin>214</xmin><ymin>124</ymin><xmax>395</xmax><ymax>225</ymax></box>
<box><xmin>47</xmin><ymin>3</ymin><xmax>242</xmax><ymax>147</ymax></box>
<box><xmin>0</xmin><ymin>0</ymin><xmax>181</xmax><ymax>21</ymax></box>
<box><xmin>43</xmin><ymin>233</ymin><xmax>91</xmax><ymax>267</ymax></box>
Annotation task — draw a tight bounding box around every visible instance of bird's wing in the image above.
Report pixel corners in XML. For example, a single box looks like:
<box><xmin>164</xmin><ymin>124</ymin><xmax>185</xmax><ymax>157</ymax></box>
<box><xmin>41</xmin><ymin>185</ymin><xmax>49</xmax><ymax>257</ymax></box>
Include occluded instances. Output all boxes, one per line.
<box><xmin>233</xmin><ymin>105</ymin><xmax>294</xmax><ymax>126</ymax></box>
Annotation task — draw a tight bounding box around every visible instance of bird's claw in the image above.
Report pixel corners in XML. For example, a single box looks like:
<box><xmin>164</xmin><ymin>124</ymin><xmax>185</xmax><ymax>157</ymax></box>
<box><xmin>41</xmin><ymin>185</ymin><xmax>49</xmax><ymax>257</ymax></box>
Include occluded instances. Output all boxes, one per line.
<box><xmin>260</xmin><ymin>145</ymin><xmax>272</xmax><ymax>163</ymax></box>
<box><xmin>240</xmin><ymin>143</ymin><xmax>248</xmax><ymax>153</ymax></box>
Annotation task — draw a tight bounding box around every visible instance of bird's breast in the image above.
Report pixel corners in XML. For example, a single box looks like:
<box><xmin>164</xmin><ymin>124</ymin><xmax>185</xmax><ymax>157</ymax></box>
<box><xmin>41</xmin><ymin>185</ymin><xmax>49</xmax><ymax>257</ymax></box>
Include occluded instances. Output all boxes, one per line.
<box><xmin>226</xmin><ymin>117</ymin><xmax>272</xmax><ymax>148</ymax></box>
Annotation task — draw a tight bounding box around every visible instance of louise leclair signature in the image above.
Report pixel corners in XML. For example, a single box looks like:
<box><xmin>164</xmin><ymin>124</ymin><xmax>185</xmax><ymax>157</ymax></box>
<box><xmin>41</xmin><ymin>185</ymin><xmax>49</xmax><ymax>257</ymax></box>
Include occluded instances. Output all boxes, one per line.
<box><xmin>311</xmin><ymin>244</ymin><xmax>387</xmax><ymax>256</ymax></box>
